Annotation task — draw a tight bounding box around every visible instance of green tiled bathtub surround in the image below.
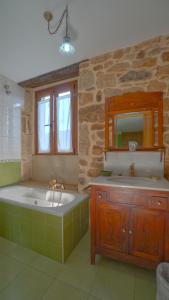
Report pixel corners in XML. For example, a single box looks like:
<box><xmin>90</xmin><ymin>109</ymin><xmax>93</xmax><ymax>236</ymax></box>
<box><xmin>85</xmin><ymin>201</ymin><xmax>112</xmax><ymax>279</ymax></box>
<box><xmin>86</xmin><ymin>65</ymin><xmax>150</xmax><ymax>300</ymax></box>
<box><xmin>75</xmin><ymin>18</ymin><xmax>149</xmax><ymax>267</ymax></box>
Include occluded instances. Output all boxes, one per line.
<box><xmin>63</xmin><ymin>198</ymin><xmax>89</xmax><ymax>260</ymax></box>
<box><xmin>0</xmin><ymin>197</ymin><xmax>89</xmax><ymax>263</ymax></box>
<box><xmin>0</xmin><ymin>202</ymin><xmax>63</xmax><ymax>262</ymax></box>
<box><xmin>0</xmin><ymin>162</ymin><xmax>21</xmax><ymax>187</ymax></box>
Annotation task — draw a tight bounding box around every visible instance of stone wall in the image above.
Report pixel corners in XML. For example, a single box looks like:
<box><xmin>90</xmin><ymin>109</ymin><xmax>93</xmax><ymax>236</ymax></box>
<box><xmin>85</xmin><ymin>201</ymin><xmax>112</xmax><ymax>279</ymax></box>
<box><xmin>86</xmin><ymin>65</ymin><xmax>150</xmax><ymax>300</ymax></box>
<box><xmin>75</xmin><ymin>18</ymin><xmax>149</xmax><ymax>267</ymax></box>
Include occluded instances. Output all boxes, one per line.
<box><xmin>78</xmin><ymin>34</ymin><xmax>169</xmax><ymax>189</ymax></box>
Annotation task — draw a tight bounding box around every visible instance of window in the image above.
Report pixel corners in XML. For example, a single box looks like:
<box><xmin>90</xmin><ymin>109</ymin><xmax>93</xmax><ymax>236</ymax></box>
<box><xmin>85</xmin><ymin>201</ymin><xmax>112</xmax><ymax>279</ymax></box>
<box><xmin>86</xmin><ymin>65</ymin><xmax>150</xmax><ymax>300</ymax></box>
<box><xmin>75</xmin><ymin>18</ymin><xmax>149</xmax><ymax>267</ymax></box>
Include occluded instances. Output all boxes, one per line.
<box><xmin>35</xmin><ymin>81</ymin><xmax>77</xmax><ymax>154</ymax></box>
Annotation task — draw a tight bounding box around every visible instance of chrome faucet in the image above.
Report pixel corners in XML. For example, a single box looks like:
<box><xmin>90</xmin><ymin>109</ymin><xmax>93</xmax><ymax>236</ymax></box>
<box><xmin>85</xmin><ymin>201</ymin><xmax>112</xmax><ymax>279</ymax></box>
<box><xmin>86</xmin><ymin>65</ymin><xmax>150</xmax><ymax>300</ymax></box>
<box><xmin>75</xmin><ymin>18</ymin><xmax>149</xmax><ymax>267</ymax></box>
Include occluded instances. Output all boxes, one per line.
<box><xmin>129</xmin><ymin>163</ymin><xmax>135</xmax><ymax>177</ymax></box>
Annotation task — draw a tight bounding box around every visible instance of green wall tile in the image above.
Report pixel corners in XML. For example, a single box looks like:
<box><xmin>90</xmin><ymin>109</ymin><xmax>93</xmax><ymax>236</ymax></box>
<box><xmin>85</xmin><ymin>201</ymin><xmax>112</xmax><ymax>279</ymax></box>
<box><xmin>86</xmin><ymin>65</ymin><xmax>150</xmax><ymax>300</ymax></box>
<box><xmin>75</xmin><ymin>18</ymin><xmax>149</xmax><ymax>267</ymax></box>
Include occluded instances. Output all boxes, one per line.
<box><xmin>0</xmin><ymin>162</ymin><xmax>21</xmax><ymax>187</ymax></box>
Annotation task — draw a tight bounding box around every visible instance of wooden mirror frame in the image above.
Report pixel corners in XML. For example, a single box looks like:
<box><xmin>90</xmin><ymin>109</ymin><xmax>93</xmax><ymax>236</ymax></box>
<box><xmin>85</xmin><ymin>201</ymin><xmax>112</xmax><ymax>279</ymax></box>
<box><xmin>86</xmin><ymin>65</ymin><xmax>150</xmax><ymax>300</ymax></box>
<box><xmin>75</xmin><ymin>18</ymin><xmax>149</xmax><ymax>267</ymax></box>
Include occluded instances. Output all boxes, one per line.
<box><xmin>105</xmin><ymin>92</ymin><xmax>164</xmax><ymax>152</ymax></box>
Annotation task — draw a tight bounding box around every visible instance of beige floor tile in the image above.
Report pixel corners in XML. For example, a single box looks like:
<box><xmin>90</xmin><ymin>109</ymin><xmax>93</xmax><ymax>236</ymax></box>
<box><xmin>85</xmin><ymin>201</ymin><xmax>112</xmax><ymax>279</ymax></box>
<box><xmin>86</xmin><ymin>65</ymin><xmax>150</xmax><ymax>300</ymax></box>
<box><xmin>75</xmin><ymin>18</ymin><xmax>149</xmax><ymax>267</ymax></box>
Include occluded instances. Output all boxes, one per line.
<box><xmin>42</xmin><ymin>279</ymin><xmax>88</xmax><ymax>300</ymax></box>
<box><xmin>32</xmin><ymin>254</ymin><xmax>64</xmax><ymax>278</ymax></box>
<box><xmin>0</xmin><ymin>233</ymin><xmax>157</xmax><ymax>300</ymax></box>
<box><xmin>0</xmin><ymin>266</ymin><xmax>54</xmax><ymax>300</ymax></box>
<box><xmin>0</xmin><ymin>253</ymin><xmax>26</xmax><ymax>292</ymax></box>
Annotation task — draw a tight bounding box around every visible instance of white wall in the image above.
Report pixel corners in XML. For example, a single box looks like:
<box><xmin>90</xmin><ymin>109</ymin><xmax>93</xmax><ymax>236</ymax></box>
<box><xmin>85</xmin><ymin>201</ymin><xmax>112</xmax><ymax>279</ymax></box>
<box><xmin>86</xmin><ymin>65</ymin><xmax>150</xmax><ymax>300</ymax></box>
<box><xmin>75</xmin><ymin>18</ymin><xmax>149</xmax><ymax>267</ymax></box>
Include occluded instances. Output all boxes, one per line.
<box><xmin>0</xmin><ymin>74</ymin><xmax>24</xmax><ymax>161</ymax></box>
<box><xmin>104</xmin><ymin>151</ymin><xmax>164</xmax><ymax>177</ymax></box>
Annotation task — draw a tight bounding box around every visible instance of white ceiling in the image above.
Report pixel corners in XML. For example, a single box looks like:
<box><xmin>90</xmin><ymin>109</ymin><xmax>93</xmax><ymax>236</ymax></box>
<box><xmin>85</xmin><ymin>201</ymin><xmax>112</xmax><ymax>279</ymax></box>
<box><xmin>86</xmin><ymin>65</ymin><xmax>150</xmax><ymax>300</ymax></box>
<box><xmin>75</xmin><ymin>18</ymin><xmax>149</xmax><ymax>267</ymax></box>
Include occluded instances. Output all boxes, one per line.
<box><xmin>0</xmin><ymin>0</ymin><xmax>169</xmax><ymax>82</ymax></box>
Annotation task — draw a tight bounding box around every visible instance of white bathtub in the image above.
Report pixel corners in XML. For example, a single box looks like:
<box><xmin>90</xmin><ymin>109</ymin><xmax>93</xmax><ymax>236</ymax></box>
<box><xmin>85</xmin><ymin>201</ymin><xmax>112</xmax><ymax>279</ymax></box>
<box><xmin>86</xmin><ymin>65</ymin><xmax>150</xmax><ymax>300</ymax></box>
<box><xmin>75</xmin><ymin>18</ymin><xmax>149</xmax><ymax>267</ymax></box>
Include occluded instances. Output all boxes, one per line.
<box><xmin>0</xmin><ymin>185</ymin><xmax>88</xmax><ymax>216</ymax></box>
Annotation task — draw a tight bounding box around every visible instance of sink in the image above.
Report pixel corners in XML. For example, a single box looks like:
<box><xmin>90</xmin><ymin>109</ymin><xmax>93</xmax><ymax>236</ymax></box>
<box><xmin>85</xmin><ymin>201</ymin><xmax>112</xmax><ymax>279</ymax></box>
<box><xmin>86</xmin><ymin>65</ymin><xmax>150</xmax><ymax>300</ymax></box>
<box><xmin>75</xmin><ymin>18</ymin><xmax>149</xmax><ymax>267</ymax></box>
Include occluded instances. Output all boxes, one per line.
<box><xmin>107</xmin><ymin>176</ymin><xmax>161</xmax><ymax>186</ymax></box>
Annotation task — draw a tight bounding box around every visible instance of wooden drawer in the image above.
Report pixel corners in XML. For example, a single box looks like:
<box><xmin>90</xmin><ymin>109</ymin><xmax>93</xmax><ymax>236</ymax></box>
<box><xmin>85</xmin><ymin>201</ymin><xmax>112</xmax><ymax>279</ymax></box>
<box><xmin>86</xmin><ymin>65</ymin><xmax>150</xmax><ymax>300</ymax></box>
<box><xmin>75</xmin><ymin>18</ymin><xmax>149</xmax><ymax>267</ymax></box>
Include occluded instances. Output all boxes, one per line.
<box><xmin>95</xmin><ymin>190</ymin><xmax>109</xmax><ymax>202</ymax></box>
<box><xmin>133</xmin><ymin>192</ymin><xmax>148</xmax><ymax>207</ymax></box>
<box><xmin>93</xmin><ymin>187</ymin><xmax>169</xmax><ymax>210</ymax></box>
<box><xmin>110</xmin><ymin>189</ymin><xmax>134</xmax><ymax>205</ymax></box>
<box><xmin>149</xmin><ymin>196</ymin><xmax>168</xmax><ymax>211</ymax></box>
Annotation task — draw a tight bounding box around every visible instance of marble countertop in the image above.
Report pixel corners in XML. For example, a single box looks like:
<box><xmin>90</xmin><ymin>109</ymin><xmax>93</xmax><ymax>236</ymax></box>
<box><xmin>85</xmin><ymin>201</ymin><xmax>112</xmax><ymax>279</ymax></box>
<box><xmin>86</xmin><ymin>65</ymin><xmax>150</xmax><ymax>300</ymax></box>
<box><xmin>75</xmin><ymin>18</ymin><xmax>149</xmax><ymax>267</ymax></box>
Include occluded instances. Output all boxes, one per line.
<box><xmin>89</xmin><ymin>176</ymin><xmax>169</xmax><ymax>192</ymax></box>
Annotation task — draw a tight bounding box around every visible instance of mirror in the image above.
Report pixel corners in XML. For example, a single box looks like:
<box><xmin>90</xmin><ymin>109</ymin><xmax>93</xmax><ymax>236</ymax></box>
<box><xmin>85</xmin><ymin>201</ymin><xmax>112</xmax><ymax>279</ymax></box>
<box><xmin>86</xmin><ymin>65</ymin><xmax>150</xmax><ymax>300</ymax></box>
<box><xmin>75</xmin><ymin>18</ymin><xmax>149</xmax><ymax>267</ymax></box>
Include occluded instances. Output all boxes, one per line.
<box><xmin>113</xmin><ymin>111</ymin><xmax>158</xmax><ymax>149</ymax></box>
<box><xmin>105</xmin><ymin>92</ymin><xmax>163</xmax><ymax>151</ymax></box>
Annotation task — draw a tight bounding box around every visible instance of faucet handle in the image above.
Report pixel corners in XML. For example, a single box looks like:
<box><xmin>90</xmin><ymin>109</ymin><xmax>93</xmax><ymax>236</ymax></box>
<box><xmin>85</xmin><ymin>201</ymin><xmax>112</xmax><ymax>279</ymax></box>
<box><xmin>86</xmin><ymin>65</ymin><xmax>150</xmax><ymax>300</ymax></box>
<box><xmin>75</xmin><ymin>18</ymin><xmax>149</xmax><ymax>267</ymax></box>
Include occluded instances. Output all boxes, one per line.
<box><xmin>48</xmin><ymin>179</ymin><xmax>57</xmax><ymax>190</ymax></box>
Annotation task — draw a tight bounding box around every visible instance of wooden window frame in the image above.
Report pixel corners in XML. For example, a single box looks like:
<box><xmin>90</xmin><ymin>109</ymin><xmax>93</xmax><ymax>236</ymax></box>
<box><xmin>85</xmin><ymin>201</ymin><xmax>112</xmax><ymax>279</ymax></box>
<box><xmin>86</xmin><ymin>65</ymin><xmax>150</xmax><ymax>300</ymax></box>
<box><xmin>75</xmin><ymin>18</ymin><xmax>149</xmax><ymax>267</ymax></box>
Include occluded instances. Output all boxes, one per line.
<box><xmin>35</xmin><ymin>80</ymin><xmax>78</xmax><ymax>155</ymax></box>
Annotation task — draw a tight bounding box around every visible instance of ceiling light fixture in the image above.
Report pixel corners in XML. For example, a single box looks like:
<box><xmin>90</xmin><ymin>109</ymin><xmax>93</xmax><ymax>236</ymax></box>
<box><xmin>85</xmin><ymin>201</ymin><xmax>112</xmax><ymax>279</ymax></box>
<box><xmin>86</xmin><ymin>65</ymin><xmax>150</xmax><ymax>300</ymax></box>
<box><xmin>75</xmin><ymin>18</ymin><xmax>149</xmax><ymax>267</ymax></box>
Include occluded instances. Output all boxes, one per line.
<box><xmin>44</xmin><ymin>4</ymin><xmax>75</xmax><ymax>56</ymax></box>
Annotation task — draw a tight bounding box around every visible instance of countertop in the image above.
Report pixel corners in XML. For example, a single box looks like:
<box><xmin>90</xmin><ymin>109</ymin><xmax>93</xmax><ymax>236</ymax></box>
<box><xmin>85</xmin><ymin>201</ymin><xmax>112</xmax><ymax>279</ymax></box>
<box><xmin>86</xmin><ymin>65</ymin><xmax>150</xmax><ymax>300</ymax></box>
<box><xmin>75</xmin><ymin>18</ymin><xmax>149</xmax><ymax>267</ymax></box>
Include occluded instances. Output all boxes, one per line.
<box><xmin>89</xmin><ymin>176</ymin><xmax>169</xmax><ymax>192</ymax></box>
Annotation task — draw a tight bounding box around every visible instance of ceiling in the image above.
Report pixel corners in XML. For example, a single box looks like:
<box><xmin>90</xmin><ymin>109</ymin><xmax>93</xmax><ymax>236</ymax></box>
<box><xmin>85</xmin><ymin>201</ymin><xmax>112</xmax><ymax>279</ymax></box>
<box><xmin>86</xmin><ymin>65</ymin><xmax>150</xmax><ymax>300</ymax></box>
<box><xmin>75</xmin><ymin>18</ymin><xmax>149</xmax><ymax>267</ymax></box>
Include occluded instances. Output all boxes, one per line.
<box><xmin>0</xmin><ymin>0</ymin><xmax>169</xmax><ymax>82</ymax></box>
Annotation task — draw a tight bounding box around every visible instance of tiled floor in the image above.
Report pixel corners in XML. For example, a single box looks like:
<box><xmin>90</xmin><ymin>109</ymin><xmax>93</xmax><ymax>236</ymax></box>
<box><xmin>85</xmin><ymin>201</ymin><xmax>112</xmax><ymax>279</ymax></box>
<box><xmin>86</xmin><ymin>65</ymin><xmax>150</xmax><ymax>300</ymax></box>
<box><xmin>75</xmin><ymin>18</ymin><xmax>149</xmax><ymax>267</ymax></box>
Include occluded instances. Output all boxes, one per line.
<box><xmin>0</xmin><ymin>233</ymin><xmax>156</xmax><ymax>300</ymax></box>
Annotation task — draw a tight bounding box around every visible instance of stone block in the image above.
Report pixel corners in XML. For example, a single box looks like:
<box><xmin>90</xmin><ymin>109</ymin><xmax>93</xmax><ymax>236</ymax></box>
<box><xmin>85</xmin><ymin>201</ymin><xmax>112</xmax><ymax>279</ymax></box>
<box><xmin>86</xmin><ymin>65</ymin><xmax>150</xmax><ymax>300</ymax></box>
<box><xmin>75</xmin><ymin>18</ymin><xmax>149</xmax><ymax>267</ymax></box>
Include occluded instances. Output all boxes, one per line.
<box><xmin>132</xmin><ymin>57</ymin><xmax>157</xmax><ymax>68</ymax></box>
<box><xmin>136</xmin><ymin>50</ymin><xmax>145</xmax><ymax>59</ymax></box>
<box><xmin>103</xmin><ymin>88</ymin><xmax>122</xmax><ymax>97</ymax></box>
<box><xmin>92</xmin><ymin>145</ymin><xmax>103</xmax><ymax>155</ymax></box>
<box><xmin>79</xmin><ymin>93</ymin><xmax>93</xmax><ymax>106</ymax></box>
<box><xmin>79</xmin><ymin>124</ymin><xmax>90</xmax><ymax>155</ymax></box>
<box><xmin>79</xmin><ymin>70</ymin><xmax>95</xmax><ymax>90</ymax></box>
<box><xmin>79</xmin><ymin>104</ymin><xmax>104</xmax><ymax>123</ymax></box>
<box><xmin>147</xmin><ymin>80</ymin><xmax>167</xmax><ymax>91</ymax></box>
<box><xmin>119</xmin><ymin>70</ymin><xmax>152</xmax><ymax>83</ymax></box>
<box><xmin>96</xmin><ymin>71</ymin><xmax>116</xmax><ymax>88</ymax></box>
<box><xmin>107</xmin><ymin>62</ymin><xmax>130</xmax><ymax>73</ymax></box>
<box><xmin>91</xmin><ymin>123</ymin><xmax>104</xmax><ymax>130</ymax></box>
<box><xmin>161</xmin><ymin>51</ymin><xmax>169</xmax><ymax>62</ymax></box>
<box><xmin>87</xmin><ymin>168</ymin><xmax>101</xmax><ymax>177</ymax></box>
<box><xmin>93</xmin><ymin>65</ymin><xmax>103</xmax><ymax>71</ymax></box>
<box><xmin>157</xmin><ymin>65</ymin><xmax>169</xmax><ymax>77</ymax></box>
<box><xmin>79</xmin><ymin>159</ymin><xmax>88</xmax><ymax>166</ymax></box>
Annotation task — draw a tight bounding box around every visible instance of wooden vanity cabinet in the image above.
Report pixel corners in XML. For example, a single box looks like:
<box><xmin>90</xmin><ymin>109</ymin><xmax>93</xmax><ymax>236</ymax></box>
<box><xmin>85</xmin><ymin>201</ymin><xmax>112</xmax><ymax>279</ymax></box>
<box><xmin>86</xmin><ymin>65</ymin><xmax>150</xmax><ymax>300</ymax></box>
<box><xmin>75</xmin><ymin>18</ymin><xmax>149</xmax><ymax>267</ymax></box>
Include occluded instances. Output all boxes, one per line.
<box><xmin>90</xmin><ymin>186</ymin><xmax>169</xmax><ymax>269</ymax></box>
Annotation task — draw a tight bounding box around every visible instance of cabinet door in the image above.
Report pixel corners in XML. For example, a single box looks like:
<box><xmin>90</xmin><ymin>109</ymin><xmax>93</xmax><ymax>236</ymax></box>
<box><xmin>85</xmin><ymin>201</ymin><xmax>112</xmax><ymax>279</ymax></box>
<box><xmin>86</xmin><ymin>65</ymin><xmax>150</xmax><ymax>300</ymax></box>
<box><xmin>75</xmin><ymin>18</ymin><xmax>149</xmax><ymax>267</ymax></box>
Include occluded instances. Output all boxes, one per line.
<box><xmin>129</xmin><ymin>208</ymin><xmax>165</xmax><ymax>262</ymax></box>
<box><xmin>164</xmin><ymin>214</ymin><xmax>169</xmax><ymax>262</ymax></box>
<box><xmin>96</xmin><ymin>200</ymin><xmax>129</xmax><ymax>253</ymax></box>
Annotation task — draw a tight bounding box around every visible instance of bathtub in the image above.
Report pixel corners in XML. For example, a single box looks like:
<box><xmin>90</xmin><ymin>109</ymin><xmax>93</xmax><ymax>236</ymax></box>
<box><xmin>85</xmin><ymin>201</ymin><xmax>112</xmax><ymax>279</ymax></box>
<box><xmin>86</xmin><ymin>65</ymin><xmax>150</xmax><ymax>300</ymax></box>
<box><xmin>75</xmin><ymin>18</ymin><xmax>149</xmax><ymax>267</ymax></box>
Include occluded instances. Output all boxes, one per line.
<box><xmin>0</xmin><ymin>185</ymin><xmax>88</xmax><ymax>216</ymax></box>
<box><xmin>0</xmin><ymin>185</ymin><xmax>89</xmax><ymax>262</ymax></box>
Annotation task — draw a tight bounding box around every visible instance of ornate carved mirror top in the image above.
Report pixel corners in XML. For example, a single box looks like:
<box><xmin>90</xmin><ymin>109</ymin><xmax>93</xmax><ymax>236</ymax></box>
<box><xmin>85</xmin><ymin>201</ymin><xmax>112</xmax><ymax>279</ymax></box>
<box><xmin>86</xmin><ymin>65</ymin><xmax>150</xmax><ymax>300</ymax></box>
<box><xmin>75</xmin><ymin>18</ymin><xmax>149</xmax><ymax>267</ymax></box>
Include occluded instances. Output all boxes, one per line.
<box><xmin>105</xmin><ymin>92</ymin><xmax>163</xmax><ymax>151</ymax></box>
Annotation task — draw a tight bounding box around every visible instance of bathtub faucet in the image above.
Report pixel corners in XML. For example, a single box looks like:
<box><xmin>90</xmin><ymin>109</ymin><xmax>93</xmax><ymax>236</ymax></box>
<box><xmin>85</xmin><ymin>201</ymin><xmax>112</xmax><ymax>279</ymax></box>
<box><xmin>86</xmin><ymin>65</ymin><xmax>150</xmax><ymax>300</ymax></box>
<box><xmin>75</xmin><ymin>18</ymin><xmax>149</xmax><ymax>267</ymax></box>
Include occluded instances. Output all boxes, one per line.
<box><xmin>49</xmin><ymin>179</ymin><xmax>65</xmax><ymax>191</ymax></box>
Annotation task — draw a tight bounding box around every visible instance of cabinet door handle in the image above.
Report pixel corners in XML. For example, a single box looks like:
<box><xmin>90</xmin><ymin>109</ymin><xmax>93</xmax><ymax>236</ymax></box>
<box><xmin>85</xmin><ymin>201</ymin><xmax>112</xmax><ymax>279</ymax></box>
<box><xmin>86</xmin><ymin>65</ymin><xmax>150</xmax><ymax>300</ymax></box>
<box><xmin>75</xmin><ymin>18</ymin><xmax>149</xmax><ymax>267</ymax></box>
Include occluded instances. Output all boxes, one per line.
<box><xmin>158</xmin><ymin>201</ymin><xmax>161</xmax><ymax>206</ymax></box>
<box><xmin>122</xmin><ymin>228</ymin><xmax>126</xmax><ymax>233</ymax></box>
<box><xmin>129</xmin><ymin>230</ymin><xmax>133</xmax><ymax>235</ymax></box>
<box><xmin>98</xmin><ymin>194</ymin><xmax>102</xmax><ymax>199</ymax></box>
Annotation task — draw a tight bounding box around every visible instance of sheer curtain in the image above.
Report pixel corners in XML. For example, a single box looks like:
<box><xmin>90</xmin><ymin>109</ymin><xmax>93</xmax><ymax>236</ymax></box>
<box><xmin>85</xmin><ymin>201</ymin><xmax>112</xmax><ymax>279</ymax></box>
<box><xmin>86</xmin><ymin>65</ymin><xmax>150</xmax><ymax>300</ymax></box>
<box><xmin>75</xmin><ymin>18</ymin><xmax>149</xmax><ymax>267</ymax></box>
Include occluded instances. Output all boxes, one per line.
<box><xmin>37</xmin><ymin>96</ymin><xmax>50</xmax><ymax>153</ymax></box>
<box><xmin>56</xmin><ymin>91</ymin><xmax>73</xmax><ymax>153</ymax></box>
